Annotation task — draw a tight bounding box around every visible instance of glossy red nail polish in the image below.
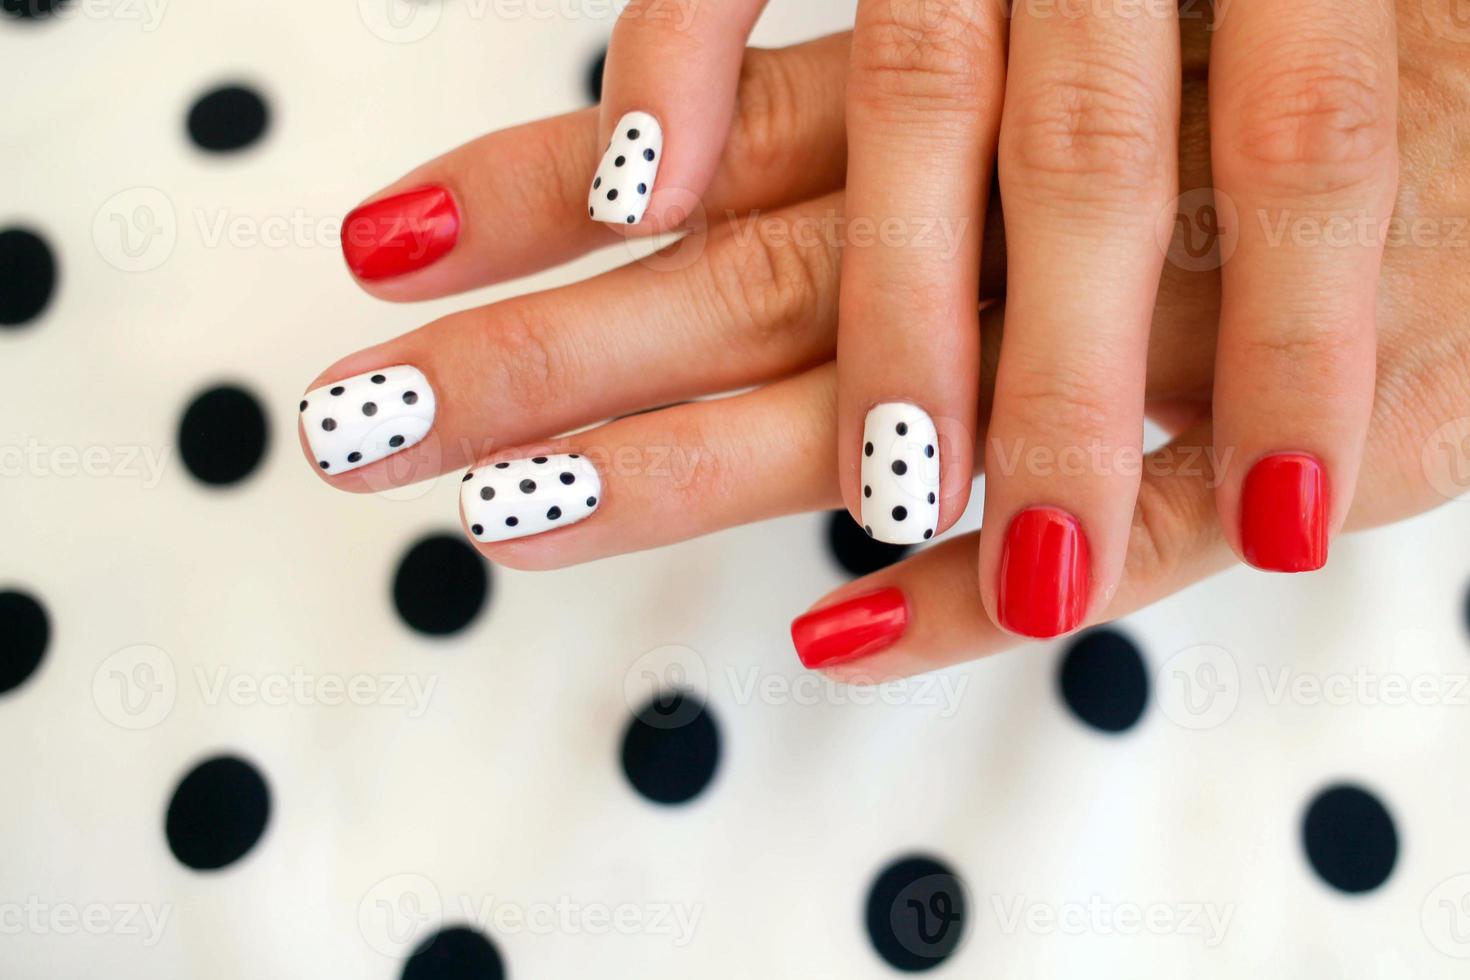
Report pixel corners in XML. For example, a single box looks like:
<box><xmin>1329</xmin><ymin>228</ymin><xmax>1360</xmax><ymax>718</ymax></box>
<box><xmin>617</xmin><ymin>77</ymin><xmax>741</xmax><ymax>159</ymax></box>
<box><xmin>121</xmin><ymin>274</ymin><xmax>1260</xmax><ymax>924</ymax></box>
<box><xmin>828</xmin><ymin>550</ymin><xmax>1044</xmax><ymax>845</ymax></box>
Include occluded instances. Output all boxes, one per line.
<box><xmin>1241</xmin><ymin>452</ymin><xmax>1328</xmax><ymax>572</ymax></box>
<box><xmin>790</xmin><ymin>588</ymin><xmax>909</xmax><ymax>669</ymax></box>
<box><xmin>341</xmin><ymin>185</ymin><xmax>459</xmax><ymax>281</ymax></box>
<box><xmin>997</xmin><ymin>507</ymin><xmax>1089</xmax><ymax>639</ymax></box>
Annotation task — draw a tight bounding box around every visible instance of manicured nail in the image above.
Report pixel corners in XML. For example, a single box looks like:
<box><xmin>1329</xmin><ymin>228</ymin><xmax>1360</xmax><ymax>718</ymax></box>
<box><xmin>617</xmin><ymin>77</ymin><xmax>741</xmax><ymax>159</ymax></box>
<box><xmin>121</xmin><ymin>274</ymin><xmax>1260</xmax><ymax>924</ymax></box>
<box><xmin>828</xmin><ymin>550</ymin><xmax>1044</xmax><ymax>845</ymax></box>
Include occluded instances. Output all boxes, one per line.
<box><xmin>860</xmin><ymin>402</ymin><xmax>940</xmax><ymax>545</ymax></box>
<box><xmin>587</xmin><ymin>111</ymin><xmax>662</xmax><ymax>226</ymax></box>
<box><xmin>1241</xmin><ymin>452</ymin><xmax>1328</xmax><ymax>572</ymax></box>
<box><xmin>342</xmin><ymin>185</ymin><xmax>459</xmax><ymax>281</ymax></box>
<box><xmin>790</xmin><ymin>588</ymin><xmax>909</xmax><ymax>669</ymax></box>
<box><xmin>462</xmin><ymin>454</ymin><xmax>601</xmax><ymax>543</ymax></box>
<box><xmin>997</xmin><ymin>507</ymin><xmax>1089</xmax><ymax>639</ymax></box>
<box><xmin>301</xmin><ymin>366</ymin><xmax>435</xmax><ymax>475</ymax></box>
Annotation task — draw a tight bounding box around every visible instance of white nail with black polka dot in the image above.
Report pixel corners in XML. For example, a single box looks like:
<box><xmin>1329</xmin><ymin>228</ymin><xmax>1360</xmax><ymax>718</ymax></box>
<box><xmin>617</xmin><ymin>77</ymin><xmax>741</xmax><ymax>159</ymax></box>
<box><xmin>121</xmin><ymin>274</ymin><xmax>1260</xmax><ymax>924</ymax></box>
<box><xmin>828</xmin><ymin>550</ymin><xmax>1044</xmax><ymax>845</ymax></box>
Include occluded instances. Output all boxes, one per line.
<box><xmin>587</xmin><ymin>111</ymin><xmax>662</xmax><ymax>226</ymax></box>
<box><xmin>462</xmin><ymin>454</ymin><xmax>602</xmax><ymax>543</ymax></box>
<box><xmin>860</xmin><ymin>402</ymin><xmax>940</xmax><ymax>545</ymax></box>
<box><xmin>300</xmin><ymin>365</ymin><xmax>436</xmax><ymax>475</ymax></box>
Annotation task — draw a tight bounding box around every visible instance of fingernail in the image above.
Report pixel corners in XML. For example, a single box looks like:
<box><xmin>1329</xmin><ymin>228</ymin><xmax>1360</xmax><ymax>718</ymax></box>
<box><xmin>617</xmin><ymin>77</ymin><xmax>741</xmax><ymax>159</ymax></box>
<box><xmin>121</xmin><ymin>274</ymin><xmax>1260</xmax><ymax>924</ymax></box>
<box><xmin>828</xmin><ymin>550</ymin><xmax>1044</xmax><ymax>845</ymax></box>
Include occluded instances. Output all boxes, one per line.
<box><xmin>790</xmin><ymin>588</ymin><xmax>909</xmax><ymax>669</ymax></box>
<box><xmin>462</xmin><ymin>453</ymin><xmax>602</xmax><ymax>542</ymax></box>
<box><xmin>1241</xmin><ymin>452</ymin><xmax>1328</xmax><ymax>572</ymax></box>
<box><xmin>587</xmin><ymin>111</ymin><xmax>662</xmax><ymax>226</ymax></box>
<box><xmin>860</xmin><ymin>402</ymin><xmax>940</xmax><ymax>545</ymax></box>
<box><xmin>997</xmin><ymin>507</ymin><xmax>1089</xmax><ymax>638</ymax></box>
<box><xmin>301</xmin><ymin>366</ymin><xmax>436</xmax><ymax>475</ymax></box>
<box><xmin>342</xmin><ymin>185</ymin><xmax>459</xmax><ymax>281</ymax></box>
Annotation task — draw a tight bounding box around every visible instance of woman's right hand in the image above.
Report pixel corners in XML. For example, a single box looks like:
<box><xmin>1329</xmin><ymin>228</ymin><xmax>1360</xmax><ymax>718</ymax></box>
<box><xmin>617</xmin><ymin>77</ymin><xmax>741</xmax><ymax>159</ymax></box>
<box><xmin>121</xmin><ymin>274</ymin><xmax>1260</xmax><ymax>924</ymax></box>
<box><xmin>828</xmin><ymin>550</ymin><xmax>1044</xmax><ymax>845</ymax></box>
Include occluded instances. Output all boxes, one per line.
<box><xmin>301</xmin><ymin>11</ymin><xmax>1470</xmax><ymax>677</ymax></box>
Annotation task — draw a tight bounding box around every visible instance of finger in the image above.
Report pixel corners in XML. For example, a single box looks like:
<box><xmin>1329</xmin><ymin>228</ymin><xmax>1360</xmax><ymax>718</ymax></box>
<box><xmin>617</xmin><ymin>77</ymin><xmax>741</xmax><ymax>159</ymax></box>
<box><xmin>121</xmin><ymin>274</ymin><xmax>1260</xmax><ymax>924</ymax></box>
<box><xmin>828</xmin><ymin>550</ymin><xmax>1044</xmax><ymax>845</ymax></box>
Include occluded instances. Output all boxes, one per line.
<box><xmin>590</xmin><ymin>0</ymin><xmax>768</xmax><ymax>232</ymax></box>
<box><xmin>342</xmin><ymin>34</ymin><xmax>851</xmax><ymax>298</ymax></box>
<box><xmin>1208</xmin><ymin>0</ymin><xmax>1398</xmax><ymax>571</ymax></box>
<box><xmin>790</xmin><ymin>420</ymin><xmax>1230</xmax><ymax>680</ymax></box>
<box><xmin>979</xmin><ymin>0</ymin><xmax>1180</xmax><ymax>637</ymax></box>
<box><xmin>300</xmin><ymin>193</ymin><xmax>843</xmax><ymax>488</ymax></box>
<box><xmin>837</xmin><ymin>0</ymin><xmax>1006</xmax><ymax>544</ymax></box>
<box><xmin>458</xmin><ymin>365</ymin><xmax>839</xmax><ymax>568</ymax></box>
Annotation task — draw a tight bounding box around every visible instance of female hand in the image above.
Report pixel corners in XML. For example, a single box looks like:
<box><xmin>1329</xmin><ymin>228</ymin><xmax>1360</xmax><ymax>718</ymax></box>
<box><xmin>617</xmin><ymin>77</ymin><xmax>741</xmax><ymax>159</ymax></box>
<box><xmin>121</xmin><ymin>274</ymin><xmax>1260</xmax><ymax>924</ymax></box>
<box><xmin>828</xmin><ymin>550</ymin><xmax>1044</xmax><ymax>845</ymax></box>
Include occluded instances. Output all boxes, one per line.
<box><xmin>301</xmin><ymin>12</ymin><xmax>1468</xmax><ymax>679</ymax></box>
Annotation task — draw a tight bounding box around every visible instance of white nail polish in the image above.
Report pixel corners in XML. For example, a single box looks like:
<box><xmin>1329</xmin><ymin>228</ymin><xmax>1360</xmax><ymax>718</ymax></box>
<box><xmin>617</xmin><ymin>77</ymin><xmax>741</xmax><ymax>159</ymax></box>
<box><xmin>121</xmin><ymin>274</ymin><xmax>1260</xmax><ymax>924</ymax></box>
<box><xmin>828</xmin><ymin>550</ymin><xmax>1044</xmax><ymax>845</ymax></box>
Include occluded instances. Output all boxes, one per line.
<box><xmin>462</xmin><ymin>453</ymin><xmax>602</xmax><ymax>543</ymax></box>
<box><xmin>587</xmin><ymin>111</ymin><xmax>662</xmax><ymax>226</ymax></box>
<box><xmin>860</xmin><ymin>403</ymin><xmax>940</xmax><ymax>545</ymax></box>
<box><xmin>300</xmin><ymin>365</ymin><xmax>436</xmax><ymax>475</ymax></box>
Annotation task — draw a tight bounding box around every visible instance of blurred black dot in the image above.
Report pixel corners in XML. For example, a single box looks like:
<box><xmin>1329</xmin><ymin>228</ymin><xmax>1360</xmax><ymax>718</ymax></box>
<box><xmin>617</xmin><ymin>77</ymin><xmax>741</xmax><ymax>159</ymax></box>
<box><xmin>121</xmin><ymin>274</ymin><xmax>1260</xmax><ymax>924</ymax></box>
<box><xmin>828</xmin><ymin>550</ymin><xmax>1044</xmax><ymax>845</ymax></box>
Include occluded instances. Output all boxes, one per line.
<box><xmin>187</xmin><ymin>84</ymin><xmax>269</xmax><ymax>153</ymax></box>
<box><xmin>177</xmin><ymin>384</ymin><xmax>269</xmax><ymax>486</ymax></box>
<box><xmin>826</xmin><ymin>510</ymin><xmax>910</xmax><ymax>577</ymax></box>
<box><xmin>586</xmin><ymin>46</ymin><xmax>607</xmax><ymax>102</ymax></box>
<box><xmin>393</xmin><ymin>534</ymin><xmax>488</xmax><ymax>636</ymax></box>
<box><xmin>865</xmin><ymin>855</ymin><xmax>967</xmax><ymax>971</ymax></box>
<box><xmin>620</xmin><ymin>689</ymin><xmax>719</xmax><ymax>805</ymax></box>
<box><xmin>0</xmin><ymin>590</ymin><xmax>48</xmax><ymax>695</ymax></box>
<box><xmin>1302</xmin><ymin>784</ymin><xmax>1398</xmax><ymax>894</ymax></box>
<box><xmin>1058</xmin><ymin>628</ymin><xmax>1148</xmax><ymax>734</ymax></box>
<box><xmin>1</xmin><ymin>0</ymin><xmax>66</xmax><ymax>18</ymax></box>
<box><xmin>401</xmin><ymin>925</ymin><xmax>504</xmax><ymax>980</ymax></box>
<box><xmin>0</xmin><ymin>228</ymin><xmax>56</xmax><ymax>327</ymax></box>
<box><xmin>165</xmin><ymin>755</ymin><xmax>270</xmax><ymax>870</ymax></box>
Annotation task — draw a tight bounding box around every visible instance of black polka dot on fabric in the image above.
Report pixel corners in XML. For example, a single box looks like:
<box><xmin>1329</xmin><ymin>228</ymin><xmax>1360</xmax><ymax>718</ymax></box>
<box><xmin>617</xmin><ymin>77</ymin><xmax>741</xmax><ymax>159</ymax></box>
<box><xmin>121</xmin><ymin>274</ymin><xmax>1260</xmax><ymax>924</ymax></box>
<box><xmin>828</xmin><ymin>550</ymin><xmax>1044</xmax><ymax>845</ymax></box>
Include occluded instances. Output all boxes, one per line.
<box><xmin>620</xmin><ymin>690</ymin><xmax>720</xmax><ymax>805</ymax></box>
<box><xmin>586</xmin><ymin>46</ymin><xmax>607</xmax><ymax>102</ymax></box>
<box><xmin>865</xmin><ymin>855</ymin><xmax>968</xmax><ymax>972</ymax></box>
<box><xmin>0</xmin><ymin>228</ymin><xmax>56</xmax><ymax>328</ymax></box>
<box><xmin>186</xmin><ymin>84</ymin><xmax>269</xmax><ymax>153</ymax></box>
<box><xmin>1057</xmin><ymin>628</ymin><xmax>1148</xmax><ymax>734</ymax></box>
<box><xmin>0</xmin><ymin>590</ymin><xmax>48</xmax><ymax>696</ymax></box>
<box><xmin>392</xmin><ymin>534</ymin><xmax>489</xmax><ymax>637</ymax></box>
<box><xmin>827</xmin><ymin>511</ymin><xmax>911</xmax><ymax>577</ymax></box>
<box><xmin>177</xmin><ymin>384</ymin><xmax>269</xmax><ymax>487</ymax></box>
<box><xmin>164</xmin><ymin>755</ymin><xmax>270</xmax><ymax>871</ymax></box>
<box><xmin>1302</xmin><ymin>784</ymin><xmax>1398</xmax><ymax>894</ymax></box>
<box><xmin>401</xmin><ymin>925</ymin><xmax>505</xmax><ymax>980</ymax></box>
<box><xmin>1</xmin><ymin>0</ymin><xmax>66</xmax><ymax>19</ymax></box>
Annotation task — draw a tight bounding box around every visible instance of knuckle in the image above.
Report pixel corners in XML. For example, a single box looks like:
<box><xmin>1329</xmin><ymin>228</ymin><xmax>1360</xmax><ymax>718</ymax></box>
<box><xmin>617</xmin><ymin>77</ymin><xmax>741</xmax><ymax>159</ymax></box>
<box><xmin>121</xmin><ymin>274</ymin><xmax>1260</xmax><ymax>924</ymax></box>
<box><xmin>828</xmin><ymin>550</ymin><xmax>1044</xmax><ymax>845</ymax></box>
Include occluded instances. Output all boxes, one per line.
<box><xmin>1237</xmin><ymin>324</ymin><xmax>1361</xmax><ymax>379</ymax></box>
<box><xmin>1001</xmin><ymin>360</ymin><xmax>1119</xmax><ymax>444</ymax></box>
<box><xmin>849</xmin><ymin>0</ymin><xmax>1001</xmax><ymax>115</ymax></box>
<box><xmin>1126</xmin><ymin>468</ymin><xmax>1202</xmax><ymax>588</ymax></box>
<box><xmin>1001</xmin><ymin>62</ymin><xmax>1170</xmax><ymax>201</ymax></box>
<box><xmin>482</xmin><ymin>302</ymin><xmax>577</xmax><ymax>413</ymax></box>
<box><xmin>1222</xmin><ymin>49</ymin><xmax>1395</xmax><ymax>192</ymax></box>
<box><xmin>725</xmin><ymin>48</ymin><xmax>806</xmax><ymax>185</ymax></box>
<box><xmin>699</xmin><ymin>213</ymin><xmax>835</xmax><ymax>360</ymax></box>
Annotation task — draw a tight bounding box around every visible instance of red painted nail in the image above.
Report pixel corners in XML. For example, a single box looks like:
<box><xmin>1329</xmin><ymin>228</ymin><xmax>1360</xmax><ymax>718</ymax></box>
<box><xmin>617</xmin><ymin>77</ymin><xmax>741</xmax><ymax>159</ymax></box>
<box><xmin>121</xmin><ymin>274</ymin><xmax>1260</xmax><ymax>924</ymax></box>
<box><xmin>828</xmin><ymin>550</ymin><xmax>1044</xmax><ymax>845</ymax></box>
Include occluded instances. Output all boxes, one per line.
<box><xmin>341</xmin><ymin>185</ymin><xmax>459</xmax><ymax>281</ymax></box>
<box><xmin>790</xmin><ymin>588</ymin><xmax>909</xmax><ymax>669</ymax></box>
<box><xmin>1241</xmin><ymin>452</ymin><xmax>1329</xmax><ymax>572</ymax></box>
<box><xmin>997</xmin><ymin>507</ymin><xmax>1089</xmax><ymax>639</ymax></box>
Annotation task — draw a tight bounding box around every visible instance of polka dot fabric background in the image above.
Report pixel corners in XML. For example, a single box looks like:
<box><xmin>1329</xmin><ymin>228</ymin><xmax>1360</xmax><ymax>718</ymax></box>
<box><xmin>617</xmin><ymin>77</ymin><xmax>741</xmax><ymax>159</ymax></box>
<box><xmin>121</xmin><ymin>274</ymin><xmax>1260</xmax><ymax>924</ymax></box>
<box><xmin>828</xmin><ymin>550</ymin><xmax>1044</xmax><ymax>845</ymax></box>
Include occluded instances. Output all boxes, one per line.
<box><xmin>4</xmin><ymin>1</ymin><xmax>1470</xmax><ymax>977</ymax></box>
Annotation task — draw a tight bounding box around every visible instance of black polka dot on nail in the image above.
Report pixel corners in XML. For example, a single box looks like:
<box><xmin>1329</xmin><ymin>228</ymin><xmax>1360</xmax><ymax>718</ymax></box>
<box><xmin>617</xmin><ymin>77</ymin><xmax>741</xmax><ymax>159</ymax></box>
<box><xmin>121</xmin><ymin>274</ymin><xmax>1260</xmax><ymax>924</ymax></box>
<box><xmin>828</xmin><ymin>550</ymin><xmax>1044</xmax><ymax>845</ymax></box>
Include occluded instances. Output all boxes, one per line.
<box><xmin>505</xmin><ymin>516</ymin><xmax>519</xmax><ymax>527</ymax></box>
<box><xmin>614</xmin><ymin>155</ymin><xmax>626</xmax><ymax>166</ymax></box>
<box><xmin>547</xmin><ymin>506</ymin><xmax>562</xmax><ymax>520</ymax></box>
<box><xmin>480</xmin><ymin>486</ymin><xmax>495</xmax><ymax>501</ymax></box>
<box><xmin>637</xmin><ymin>183</ymin><xmax>647</xmax><ymax>194</ymax></box>
<box><xmin>186</xmin><ymin>84</ymin><xmax>269</xmax><ymax>153</ymax></box>
<box><xmin>389</xmin><ymin>435</ymin><xmax>405</xmax><ymax>447</ymax></box>
<box><xmin>644</xmin><ymin>148</ymin><xmax>655</xmax><ymax>161</ymax></box>
<box><xmin>330</xmin><ymin>386</ymin><xmax>344</xmax><ymax>396</ymax></box>
<box><xmin>627</xmin><ymin>128</ymin><xmax>640</xmax><ymax>139</ymax></box>
<box><xmin>471</xmin><ymin>524</ymin><xmax>483</xmax><ymax>536</ymax></box>
<box><xmin>560</xmin><ymin>472</ymin><xmax>575</xmax><ymax>485</ymax></box>
<box><xmin>864</xmin><ymin>442</ymin><xmax>874</xmax><ymax>457</ymax></box>
<box><xmin>925</xmin><ymin>444</ymin><xmax>935</xmax><ymax>458</ymax></box>
<box><xmin>928</xmin><ymin>492</ymin><xmax>936</xmax><ymax>504</ymax></box>
<box><xmin>403</xmin><ymin>391</ymin><xmax>418</xmax><ymax>405</ymax></box>
<box><xmin>165</xmin><ymin>755</ymin><xmax>270</xmax><ymax>871</ymax></box>
<box><xmin>607</xmin><ymin>189</ymin><xmax>619</xmax><ymax>201</ymax></box>
<box><xmin>532</xmin><ymin>456</ymin><xmax>547</xmax><ymax>464</ymax></box>
<box><xmin>371</xmin><ymin>374</ymin><xmax>386</xmax><ymax>384</ymax></box>
<box><xmin>569</xmin><ymin>454</ymin><xmax>580</xmax><ymax>459</ymax></box>
<box><xmin>864</xmin><ymin>485</ymin><xmax>872</xmax><ymax>498</ymax></box>
<box><xmin>178</xmin><ymin>384</ymin><xmax>269</xmax><ymax>487</ymax></box>
<box><xmin>589</xmin><ymin>206</ymin><xmax>595</xmax><ymax>217</ymax></box>
<box><xmin>896</xmin><ymin>422</ymin><xmax>908</xmax><ymax>436</ymax></box>
<box><xmin>401</xmin><ymin>925</ymin><xmax>505</xmax><ymax>980</ymax></box>
<box><xmin>864</xmin><ymin>525</ymin><xmax>874</xmax><ymax>537</ymax></box>
<box><xmin>392</xmin><ymin>533</ymin><xmax>489</xmax><ymax>636</ymax></box>
<box><xmin>519</xmin><ymin>479</ymin><xmax>536</xmax><ymax>494</ymax></box>
<box><xmin>298</xmin><ymin>400</ymin><xmax>307</xmax><ymax>411</ymax></box>
<box><xmin>586</xmin><ymin>496</ymin><xmax>597</xmax><ymax>507</ymax></box>
<box><xmin>318</xmin><ymin>461</ymin><xmax>329</xmax><ymax>470</ymax></box>
<box><xmin>924</xmin><ymin>529</ymin><xmax>934</xmax><ymax>539</ymax></box>
<box><xmin>891</xmin><ymin>460</ymin><xmax>907</xmax><ymax>476</ymax></box>
<box><xmin>0</xmin><ymin>590</ymin><xmax>48</xmax><ymax>695</ymax></box>
<box><xmin>495</xmin><ymin>462</ymin><xmax>509</xmax><ymax>469</ymax></box>
<box><xmin>892</xmin><ymin>506</ymin><xmax>907</xmax><ymax>521</ymax></box>
<box><xmin>361</xmin><ymin>402</ymin><xmax>377</xmax><ymax>417</ymax></box>
<box><xmin>593</xmin><ymin>176</ymin><xmax>601</xmax><ymax>189</ymax></box>
<box><xmin>321</xmin><ymin>418</ymin><xmax>336</xmax><ymax>432</ymax></box>
<box><xmin>347</xmin><ymin>452</ymin><xmax>362</xmax><ymax>463</ymax></box>
<box><xmin>462</xmin><ymin>472</ymin><xmax>473</xmax><ymax>482</ymax></box>
<box><xmin>626</xmin><ymin>215</ymin><xmax>635</xmax><ymax>224</ymax></box>
<box><xmin>0</xmin><ymin>228</ymin><xmax>57</xmax><ymax>329</ymax></box>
